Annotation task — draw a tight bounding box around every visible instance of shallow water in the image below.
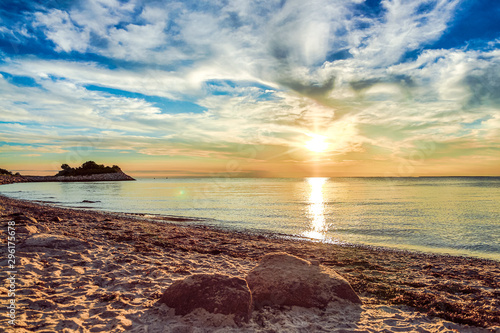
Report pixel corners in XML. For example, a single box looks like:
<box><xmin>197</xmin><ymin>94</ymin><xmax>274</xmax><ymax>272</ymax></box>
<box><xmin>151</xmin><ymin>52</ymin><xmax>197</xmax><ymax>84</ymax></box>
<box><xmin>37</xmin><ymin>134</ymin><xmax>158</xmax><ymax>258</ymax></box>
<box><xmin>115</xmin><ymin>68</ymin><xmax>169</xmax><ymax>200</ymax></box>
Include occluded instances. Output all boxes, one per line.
<box><xmin>1</xmin><ymin>177</ymin><xmax>499</xmax><ymax>260</ymax></box>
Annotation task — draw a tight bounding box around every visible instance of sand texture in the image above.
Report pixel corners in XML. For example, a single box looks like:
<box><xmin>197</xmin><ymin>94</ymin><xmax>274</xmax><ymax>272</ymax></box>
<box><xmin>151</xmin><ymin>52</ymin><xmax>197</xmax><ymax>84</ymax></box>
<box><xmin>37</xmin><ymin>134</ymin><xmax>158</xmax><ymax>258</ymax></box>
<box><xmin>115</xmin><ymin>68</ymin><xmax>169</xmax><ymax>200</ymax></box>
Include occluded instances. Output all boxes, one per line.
<box><xmin>0</xmin><ymin>195</ymin><xmax>499</xmax><ymax>332</ymax></box>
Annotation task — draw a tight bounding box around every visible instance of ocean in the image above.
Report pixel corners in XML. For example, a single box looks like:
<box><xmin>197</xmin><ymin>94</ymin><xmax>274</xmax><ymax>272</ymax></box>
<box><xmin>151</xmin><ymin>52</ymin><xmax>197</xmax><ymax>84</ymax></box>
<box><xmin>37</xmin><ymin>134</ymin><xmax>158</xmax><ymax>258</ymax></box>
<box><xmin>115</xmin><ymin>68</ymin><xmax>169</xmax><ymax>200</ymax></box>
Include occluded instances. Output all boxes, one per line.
<box><xmin>1</xmin><ymin>177</ymin><xmax>499</xmax><ymax>260</ymax></box>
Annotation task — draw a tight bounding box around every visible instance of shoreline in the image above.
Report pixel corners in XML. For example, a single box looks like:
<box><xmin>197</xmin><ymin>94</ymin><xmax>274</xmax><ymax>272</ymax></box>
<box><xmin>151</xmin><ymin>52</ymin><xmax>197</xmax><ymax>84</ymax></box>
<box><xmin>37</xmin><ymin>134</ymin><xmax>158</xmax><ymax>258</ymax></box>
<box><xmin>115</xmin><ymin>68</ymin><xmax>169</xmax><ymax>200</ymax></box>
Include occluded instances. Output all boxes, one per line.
<box><xmin>3</xmin><ymin>178</ymin><xmax>498</xmax><ymax>262</ymax></box>
<box><xmin>1</xmin><ymin>194</ymin><xmax>499</xmax><ymax>331</ymax></box>
<box><xmin>8</xmin><ymin>194</ymin><xmax>500</xmax><ymax>262</ymax></box>
<box><xmin>12</xmin><ymin>195</ymin><xmax>497</xmax><ymax>266</ymax></box>
<box><xmin>122</xmin><ymin>211</ymin><xmax>500</xmax><ymax>263</ymax></box>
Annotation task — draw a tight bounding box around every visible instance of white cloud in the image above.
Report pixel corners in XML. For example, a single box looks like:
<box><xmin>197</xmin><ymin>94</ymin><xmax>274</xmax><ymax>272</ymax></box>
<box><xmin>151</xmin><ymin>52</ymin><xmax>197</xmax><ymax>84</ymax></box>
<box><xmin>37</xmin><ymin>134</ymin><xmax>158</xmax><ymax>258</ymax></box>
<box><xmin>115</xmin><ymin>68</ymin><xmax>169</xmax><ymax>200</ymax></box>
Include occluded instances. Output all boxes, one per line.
<box><xmin>34</xmin><ymin>10</ymin><xmax>90</xmax><ymax>52</ymax></box>
<box><xmin>1</xmin><ymin>58</ymin><xmax>195</xmax><ymax>100</ymax></box>
<box><xmin>2</xmin><ymin>0</ymin><xmax>500</xmax><ymax>170</ymax></box>
<box><xmin>0</xmin><ymin>73</ymin><xmax>164</xmax><ymax>133</ymax></box>
<box><xmin>348</xmin><ymin>0</ymin><xmax>460</xmax><ymax>67</ymax></box>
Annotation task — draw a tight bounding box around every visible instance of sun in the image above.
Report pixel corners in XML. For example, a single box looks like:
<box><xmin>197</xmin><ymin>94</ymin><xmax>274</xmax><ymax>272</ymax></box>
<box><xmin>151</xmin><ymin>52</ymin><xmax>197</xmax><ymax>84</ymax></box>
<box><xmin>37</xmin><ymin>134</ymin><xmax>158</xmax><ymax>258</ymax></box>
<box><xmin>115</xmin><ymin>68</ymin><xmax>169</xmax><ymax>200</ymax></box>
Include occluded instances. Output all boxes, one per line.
<box><xmin>305</xmin><ymin>134</ymin><xmax>329</xmax><ymax>153</ymax></box>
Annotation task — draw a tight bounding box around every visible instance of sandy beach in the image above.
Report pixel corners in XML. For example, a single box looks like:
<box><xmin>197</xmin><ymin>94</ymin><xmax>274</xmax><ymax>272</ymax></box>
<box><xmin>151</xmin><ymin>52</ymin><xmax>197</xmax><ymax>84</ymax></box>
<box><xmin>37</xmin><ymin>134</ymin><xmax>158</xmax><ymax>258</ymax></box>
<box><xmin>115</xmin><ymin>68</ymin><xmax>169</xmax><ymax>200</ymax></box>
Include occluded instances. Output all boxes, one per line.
<box><xmin>1</xmin><ymin>194</ymin><xmax>499</xmax><ymax>332</ymax></box>
<box><xmin>3</xmin><ymin>0</ymin><xmax>500</xmax><ymax>331</ymax></box>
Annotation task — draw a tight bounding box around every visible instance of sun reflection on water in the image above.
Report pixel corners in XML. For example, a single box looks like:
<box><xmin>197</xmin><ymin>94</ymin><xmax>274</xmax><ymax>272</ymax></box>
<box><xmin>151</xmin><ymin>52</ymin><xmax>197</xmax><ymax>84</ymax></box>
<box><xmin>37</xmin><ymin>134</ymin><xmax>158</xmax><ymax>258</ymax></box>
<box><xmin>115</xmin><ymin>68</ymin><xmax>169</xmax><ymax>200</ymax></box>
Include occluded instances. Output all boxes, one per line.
<box><xmin>303</xmin><ymin>177</ymin><xmax>329</xmax><ymax>240</ymax></box>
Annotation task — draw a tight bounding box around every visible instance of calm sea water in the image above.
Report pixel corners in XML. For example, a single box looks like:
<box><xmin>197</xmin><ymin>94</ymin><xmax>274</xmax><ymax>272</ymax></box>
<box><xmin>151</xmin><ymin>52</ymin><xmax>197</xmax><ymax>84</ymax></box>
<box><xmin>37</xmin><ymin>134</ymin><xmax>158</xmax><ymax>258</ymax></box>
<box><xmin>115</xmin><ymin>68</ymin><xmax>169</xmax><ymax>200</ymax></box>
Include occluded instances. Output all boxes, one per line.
<box><xmin>1</xmin><ymin>177</ymin><xmax>499</xmax><ymax>260</ymax></box>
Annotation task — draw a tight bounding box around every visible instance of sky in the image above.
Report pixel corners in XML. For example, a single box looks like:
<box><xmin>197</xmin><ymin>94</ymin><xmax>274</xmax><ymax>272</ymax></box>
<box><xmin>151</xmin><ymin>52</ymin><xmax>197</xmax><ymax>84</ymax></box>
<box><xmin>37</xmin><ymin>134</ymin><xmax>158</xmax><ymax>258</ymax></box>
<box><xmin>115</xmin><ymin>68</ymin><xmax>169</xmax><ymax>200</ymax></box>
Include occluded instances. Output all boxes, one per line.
<box><xmin>0</xmin><ymin>0</ymin><xmax>499</xmax><ymax>177</ymax></box>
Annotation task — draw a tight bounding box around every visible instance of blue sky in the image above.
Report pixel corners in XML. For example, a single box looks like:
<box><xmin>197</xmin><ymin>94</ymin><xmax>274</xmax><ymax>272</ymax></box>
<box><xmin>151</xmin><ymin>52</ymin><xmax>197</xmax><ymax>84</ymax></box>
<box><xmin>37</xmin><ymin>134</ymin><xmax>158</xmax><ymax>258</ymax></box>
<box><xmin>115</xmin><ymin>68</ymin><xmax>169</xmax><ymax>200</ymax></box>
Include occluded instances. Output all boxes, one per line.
<box><xmin>0</xmin><ymin>0</ymin><xmax>499</xmax><ymax>177</ymax></box>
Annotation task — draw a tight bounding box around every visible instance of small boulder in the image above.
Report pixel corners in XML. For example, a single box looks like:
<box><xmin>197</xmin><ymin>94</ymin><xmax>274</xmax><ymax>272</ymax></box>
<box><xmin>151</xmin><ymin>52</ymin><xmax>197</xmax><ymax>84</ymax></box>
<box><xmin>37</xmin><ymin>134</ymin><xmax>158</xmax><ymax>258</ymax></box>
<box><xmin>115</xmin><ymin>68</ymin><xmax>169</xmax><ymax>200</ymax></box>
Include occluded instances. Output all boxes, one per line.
<box><xmin>51</xmin><ymin>216</ymin><xmax>62</xmax><ymax>222</ymax></box>
<box><xmin>159</xmin><ymin>274</ymin><xmax>252</xmax><ymax>324</ymax></box>
<box><xmin>23</xmin><ymin>234</ymin><xmax>89</xmax><ymax>249</ymax></box>
<box><xmin>246</xmin><ymin>253</ymin><xmax>361</xmax><ymax>309</ymax></box>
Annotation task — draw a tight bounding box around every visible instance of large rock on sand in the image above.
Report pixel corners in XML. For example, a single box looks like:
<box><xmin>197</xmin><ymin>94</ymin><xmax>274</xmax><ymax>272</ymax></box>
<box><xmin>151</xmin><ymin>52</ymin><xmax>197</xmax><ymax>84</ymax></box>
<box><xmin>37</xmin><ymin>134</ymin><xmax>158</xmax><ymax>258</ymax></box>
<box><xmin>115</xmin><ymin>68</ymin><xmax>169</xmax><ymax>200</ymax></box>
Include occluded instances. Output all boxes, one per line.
<box><xmin>246</xmin><ymin>253</ymin><xmax>361</xmax><ymax>309</ymax></box>
<box><xmin>159</xmin><ymin>274</ymin><xmax>252</xmax><ymax>323</ymax></box>
<box><xmin>23</xmin><ymin>234</ymin><xmax>89</xmax><ymax>249</ymax></box>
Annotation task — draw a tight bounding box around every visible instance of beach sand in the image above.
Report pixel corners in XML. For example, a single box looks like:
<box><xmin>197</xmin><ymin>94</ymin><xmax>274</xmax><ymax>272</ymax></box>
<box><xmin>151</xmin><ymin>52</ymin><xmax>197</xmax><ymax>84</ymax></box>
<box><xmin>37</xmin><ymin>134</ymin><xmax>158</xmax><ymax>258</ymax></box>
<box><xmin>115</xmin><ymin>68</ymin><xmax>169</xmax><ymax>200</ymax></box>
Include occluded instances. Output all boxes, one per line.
<box><xmin>0</xmin><ymin>195</ymin><xmax>499</xmax><ymax>332</ymax></box>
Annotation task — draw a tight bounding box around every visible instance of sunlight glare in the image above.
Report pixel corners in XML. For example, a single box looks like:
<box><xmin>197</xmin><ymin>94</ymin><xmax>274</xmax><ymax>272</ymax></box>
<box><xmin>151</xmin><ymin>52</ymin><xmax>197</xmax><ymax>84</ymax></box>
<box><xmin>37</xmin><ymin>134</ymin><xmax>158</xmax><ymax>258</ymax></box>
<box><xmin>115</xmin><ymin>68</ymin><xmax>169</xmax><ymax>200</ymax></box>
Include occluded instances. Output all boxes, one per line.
<box><xmin>305</xmin><ymin>135</ymin><xmax>329</xmax><ymax>153</ymax></box>
<box><xmin>303</xmin><ymin>177</ymin><xmax>329</xmax><ymax>240</ymax></box>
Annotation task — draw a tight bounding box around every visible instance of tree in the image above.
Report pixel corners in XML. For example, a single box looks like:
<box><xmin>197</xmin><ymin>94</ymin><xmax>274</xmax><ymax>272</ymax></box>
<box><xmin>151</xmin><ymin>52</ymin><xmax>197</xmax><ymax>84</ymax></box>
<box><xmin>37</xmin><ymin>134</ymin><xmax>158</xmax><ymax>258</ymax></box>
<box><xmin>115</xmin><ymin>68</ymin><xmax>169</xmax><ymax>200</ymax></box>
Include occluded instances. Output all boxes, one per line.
<box><xmin>0</xmin><ymin>168</ymin><xmax>13</xmax><ymax>176</ymax></box>
<box><xmin>55</xmin><ymin>161</ymin><xmax>122</xmax><ymax>176</ymax></box>
<box><xmin>82</xmin><ymin>161</ymin><xmax>99</xmax><ymax>170</ymax></box>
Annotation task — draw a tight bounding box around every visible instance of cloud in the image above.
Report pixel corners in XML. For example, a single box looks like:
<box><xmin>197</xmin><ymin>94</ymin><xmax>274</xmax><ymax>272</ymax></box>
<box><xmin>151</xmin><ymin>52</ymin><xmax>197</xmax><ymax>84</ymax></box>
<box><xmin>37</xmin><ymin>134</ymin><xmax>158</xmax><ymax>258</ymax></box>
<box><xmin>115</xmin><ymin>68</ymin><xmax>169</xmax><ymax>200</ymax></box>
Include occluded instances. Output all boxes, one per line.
<box><xmin>351</xmin><ymin>0</ymin><xmax>460</xmax><ymax>66</ymax></box>
<box><xmin>1</xmin><ymin>58</ymin><xmax>196</xmax><ymax>100</ymax></box>
<box><xmin>0</xmin><ymin>144</ymin><xmax>68</xmax><ymax>154</ymax></box>
<box><xmin>1</xmin><ymin>0</ymin><xmax>500</xmax><ymax>175</ymax></box>
<box><xmin>33</xmin><ymin>0</ymin><xmax>135</xmax><ymax>52</ymax></box>
<box><xmin>462</xmin><ymin>60</ymin><xmax>500</xmax><ymax>108</ymax></box>
<box><xmin>34</xmin><ymin>9</ymin><xmax>90</xmax><ymax>52</ymax></box>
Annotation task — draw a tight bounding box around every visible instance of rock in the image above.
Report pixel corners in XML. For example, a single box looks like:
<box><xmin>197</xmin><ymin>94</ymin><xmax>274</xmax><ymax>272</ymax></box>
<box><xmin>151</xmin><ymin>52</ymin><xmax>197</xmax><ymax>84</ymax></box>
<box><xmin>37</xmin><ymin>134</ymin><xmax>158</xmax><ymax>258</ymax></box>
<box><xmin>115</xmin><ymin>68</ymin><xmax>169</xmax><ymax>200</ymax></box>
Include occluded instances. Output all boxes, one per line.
<box><xmin>310</xmin><ymin>259</ymin><xmax>320</xmax><ymax>266</ymax></box>
<box><xmin>159</xmin><ymin>274</ymin><xmax>252</xmax><ymax>324</ymax></box>
<box><xmin>246</xmin><ymin>253</ymin><xmax>361</xmax><ymax>309</ymax></box>
<box><xmin>13</xmin><ymin>215</ymin><xmax>38</xmax><ymax>224</ymax></box>
<box><xmin>24</xmin><ymin>171</ymin><xmax>135</xmax><ymax>182</ymax></box>
<box><xmin>36</xmin><ymin>225</ymin><xmax>51</xmax><ymax>233</ymax></box>
<box><xmin>17</xmin><ymin>225</ymin><xmax>38</xmax><ymax>234</ymax></box>
<box><xmin>28</xmin><ymin>299</ymin><xmax>56</xmax><ymax>309</ymax></box>
<box><xmin>0</xmin><ymin>175</ymin><xmax>28</xmax><ymax>185</ymax></box>
<box><xmin>23</xmin><ymin>234</ymin><xmax>89</xmax><ymax>249</ymax></box>
<box><xmin>51</xmin><ymin>216</ymin><xmax>62</xmax><ymax>222</ymax></box>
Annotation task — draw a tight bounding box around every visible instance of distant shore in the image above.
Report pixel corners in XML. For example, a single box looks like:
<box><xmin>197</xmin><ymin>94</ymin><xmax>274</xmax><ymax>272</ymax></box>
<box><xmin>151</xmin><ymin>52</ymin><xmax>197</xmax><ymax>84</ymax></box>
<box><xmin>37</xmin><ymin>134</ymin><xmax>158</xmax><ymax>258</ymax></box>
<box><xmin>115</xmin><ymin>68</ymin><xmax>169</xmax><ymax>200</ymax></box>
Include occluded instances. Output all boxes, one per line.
<box><xmin>0</xmin><ymin>194</ymin><xmax>498</xmax><ymax>331</ymax></box>
<box><xmin>0</xmin><ymin>172</ymin><xmax>135</xmax><ymax>185</ymax></box>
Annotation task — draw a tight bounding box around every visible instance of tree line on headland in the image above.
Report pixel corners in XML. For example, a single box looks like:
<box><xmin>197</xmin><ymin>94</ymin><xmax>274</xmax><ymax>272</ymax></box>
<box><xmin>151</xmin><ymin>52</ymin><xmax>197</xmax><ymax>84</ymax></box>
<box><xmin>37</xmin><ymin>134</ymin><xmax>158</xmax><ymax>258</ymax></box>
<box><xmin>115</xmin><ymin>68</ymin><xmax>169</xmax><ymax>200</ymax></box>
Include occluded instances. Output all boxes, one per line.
<box><xmin>0</xmin><ymin>161</ymin><xmax>132</xmax><ymax>185</ymax></box>
<box><xmin>0</xmin><ymin>161</ymin><xmax>122</xmax><ymax>177</ymax></box>
<box><xmin>56</xmin><ymin>161</ymin><xmax>122</xmax><ymax>176</ymax></box>
<box><xmin>0</xmin><ymin>168</ymin><xmax>20</xmax><ymax>176</ymax></box>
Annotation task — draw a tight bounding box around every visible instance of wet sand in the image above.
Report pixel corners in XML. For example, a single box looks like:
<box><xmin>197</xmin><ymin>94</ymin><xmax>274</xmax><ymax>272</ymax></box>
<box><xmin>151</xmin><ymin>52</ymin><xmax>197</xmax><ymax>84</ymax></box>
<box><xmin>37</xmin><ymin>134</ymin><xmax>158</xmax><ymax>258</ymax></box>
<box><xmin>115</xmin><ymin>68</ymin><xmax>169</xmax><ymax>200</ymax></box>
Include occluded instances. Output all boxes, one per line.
<box><xmin>0</xmin><ymin>194</ymin><xmax>499</xmax><ymax>332</ymax></box>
